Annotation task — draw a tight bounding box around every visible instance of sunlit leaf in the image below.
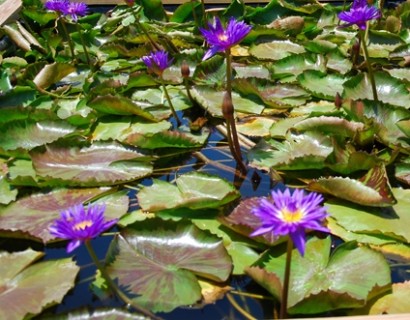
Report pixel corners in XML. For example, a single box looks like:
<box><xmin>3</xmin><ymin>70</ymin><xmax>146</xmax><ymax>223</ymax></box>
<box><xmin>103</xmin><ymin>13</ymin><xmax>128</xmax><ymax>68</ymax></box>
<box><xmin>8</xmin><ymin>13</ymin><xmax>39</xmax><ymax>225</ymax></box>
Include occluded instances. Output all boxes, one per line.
<box><xmin>106</xmin><ymin>221</ymin><xmax>232</xmax><ymax>312</ymax></box>
<box><xmin>137</xmin><ymin>172</ymin><xmax>240</xmax><ymax>211</ymax></box>
<box><xmin>30</xmin><ymin>142</ymin><xmax>153</xmax><ymax>186</ymax></box>
<box><xmin>298</xmin><ymin>70</ymin><xmax>346</xmax><ymax>100</ymax></box>
<box><xmin>343</xmin><ymin>72</ymin><xmax>410</xmax><ymax>108</ymax></box>
<box><xmin>248</xmin><ymin>132</ymin><xmax>333</xmax><ymax>170</ymax></box>
<box><xmin>309</xmin><ymin>165</ymin><xmax>396</xmax><ymax>206</ymax></box>
<box><xmin>236</xmin><ymin>117</ymin><xmax>276</xmax><ymax>138</ymax></box>
<box><xmin>249</xmin><ymin>237</ymin><xmax>391</xmax><ymax>314</ymax></box>
<box><xmin>89</xmin><ymin>95</ymin><xmax>157</xmax><ymax>121</ymax></box>
<box><xmin>250</xmin><ymin>40</ymin><xmax>305</xmax><ymax>60</ymax></box>
<box><xmin>0</xmin><ymin>120</ymin><xmax>76</xmax><ymax>151</ymax></box>
<box><xmin>0</xmin><ymin>249</ymin><xmax>79</xmax><ymax>319</ymax></box>
<box><xmin>190</xmin><ymin>86</ymin><xmax>264</xmax><ymax>117</ymax></box>
<box><xmin>327</xmin><ymin>188</ymin><xmax>410</xmax><ymax>244</ymax></box>
<box><xmin>370</xmin><ymin>281</ymin><xmax>410</xmax><ymax>314</ymax></box>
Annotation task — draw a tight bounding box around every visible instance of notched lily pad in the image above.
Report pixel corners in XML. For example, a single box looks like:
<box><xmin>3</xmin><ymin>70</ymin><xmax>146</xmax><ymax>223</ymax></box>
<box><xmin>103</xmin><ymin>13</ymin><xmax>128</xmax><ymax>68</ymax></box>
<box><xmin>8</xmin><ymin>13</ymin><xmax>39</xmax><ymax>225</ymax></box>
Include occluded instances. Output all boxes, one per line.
<box><xmin>0</xmin><ymin>249</ymin><xmax>79</xmax><ymax>319</ymax></box>
<box><xmin>137</xmin><ymin>172</ymin><xmax>240</xmax><ymax>212</ymax></box>
<box><xmin>106</xmin><ymin>221</ymin><xmax>232</xmax><ymax>312</ymax></box>
<box><xmin>30</xmin><ymin>142</ymin><xmax>153</xmax><ymax>186</ymax></box>
<box><xmin>309</xmin><ymin>165</ymin><xmax>396</xmax><ymax>206</ymax></box>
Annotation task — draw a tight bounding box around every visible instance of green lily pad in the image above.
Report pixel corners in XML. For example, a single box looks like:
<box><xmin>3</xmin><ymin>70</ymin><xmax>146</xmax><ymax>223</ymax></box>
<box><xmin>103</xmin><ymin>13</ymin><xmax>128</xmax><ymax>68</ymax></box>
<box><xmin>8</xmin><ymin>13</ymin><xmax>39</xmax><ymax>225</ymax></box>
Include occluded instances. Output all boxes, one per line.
<box><xmin>0</xmin><ymin>249</ymin><xmax>79</xmax><ymax>319</ymax></box>
<box><xmin>30</xmin><ymin>142</ymin><xmax>153</xmax><ymax>186</ymax></box>
<box><xmin>370</xmin><ymin>281</ymin><xmax>410</xmax><ymax>314</ymax></box>
<box><xmin>89</xmin><ymin>95</ymin><xmax>157</xmax><ymax>121</ymax></box>
<box><xmin>248</xmin><ymin>132</ymin><xmax>333</xmax><ymax>170</ymax></box>
<box><xmin>0</xmin><ymin>120</ymin><xmax>76</xmax><ymax>151</ymax></box>
<box><xmin>298</xmin><ymin>70</ymin><xmax>346</xmax><ymax>100</ymax></box>
<box><xmin>250</xmin><ymin>40</ymin><xmax>305</xmax><ymax>60</ymax></box>
<box><xmin>106</xmin><ymin>221</ymin><xmax>232</xmax><ymax>312</ymax></box>
<box><xmin>309</xmin><ymin>165</ymin><xmax>396</xmax><ymax>206</ymax></box>
<box><xmin>236</xmin><ymin>117</ymin><xmax>276</xmax><ymax>138</ymax></box>
<box><xmin>137</xmin><ymin>172</ymin><xmax>240</xmax><ymax>212</ymax></box>
<box><xmin>190</xmin><ymin>86</ymin><xmax>264</xmax><ymax>117</ymax></box>
<box><xmin>248</xmin><ymin>237</ymin><xmax>391</xmax><ymax>314</ymax></box>
<box><xmin>326</xmin><ymin>188</ymin><xmax>410</xmax><ymax>244</ymax></box>
<box><xmin>343</xmin><ymin>72</ymin><xmax>410</xmax><ymax>108</ymax></box>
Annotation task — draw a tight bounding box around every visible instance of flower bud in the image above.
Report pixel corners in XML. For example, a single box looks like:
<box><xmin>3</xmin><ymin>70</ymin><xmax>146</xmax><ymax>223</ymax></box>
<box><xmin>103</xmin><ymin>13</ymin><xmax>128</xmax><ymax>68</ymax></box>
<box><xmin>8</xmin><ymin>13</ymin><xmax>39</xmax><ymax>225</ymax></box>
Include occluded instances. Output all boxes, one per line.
<box><xmin>181</xmin><ymin>60</ymin><xmax>190</xmax><ymax>79</ymax></box>
<box><xmin>222</xmin><ymin>92</ymin><xmax>234</xmax><ymax>120</ymax></box>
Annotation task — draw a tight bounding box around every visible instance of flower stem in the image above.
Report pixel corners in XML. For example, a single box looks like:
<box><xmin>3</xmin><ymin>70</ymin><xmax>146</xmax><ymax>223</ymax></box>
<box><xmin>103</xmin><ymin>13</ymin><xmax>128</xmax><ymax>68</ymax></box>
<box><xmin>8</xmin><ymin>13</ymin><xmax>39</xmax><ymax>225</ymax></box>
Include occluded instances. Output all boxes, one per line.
<box><xmin>75</xmin><ymin>23</ymin><xmax>91</xmax><ymax>66</ymax></box>
<box><xmin>359</xmin><ymin>30</ymin><xmax>378</xmax><ymax>102</ymax></box>
<box><xmin>160</xmin><ymin>76</ymin><xmax>181</xmax><ymax>126</ymax></box>
<box><xmin>59</xmin><ymin>18</ymin><xmax>76</xmax><ymax>60</ymax></box>
<box><xmin>84</xmin><ymin>240</ymin><xmax>162</xmax><ymax>320</ymax></box>
<box><xmin>225</xmin><ymin>49</ymin><xmax>247</xmax><ymax>173</ymax></box>
<box><xmin>280</xmin><ymin>239</ymin><xmax>293</xmax><ymax>319</ymax></box>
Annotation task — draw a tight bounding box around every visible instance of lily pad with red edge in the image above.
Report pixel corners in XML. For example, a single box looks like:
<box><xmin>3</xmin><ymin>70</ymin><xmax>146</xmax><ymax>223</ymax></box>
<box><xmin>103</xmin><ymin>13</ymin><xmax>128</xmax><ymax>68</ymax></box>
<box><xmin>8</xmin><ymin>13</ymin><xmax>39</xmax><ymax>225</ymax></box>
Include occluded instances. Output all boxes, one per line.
<box><xmin>105</xmin><ymin>220</ymin><xmax>232</xmax><ymax>313</ymax></box>
<box><xmin>30</xmin><ymin>142</ymin><xmax>153</xmax><ymax>186</ymax></box>
<box><xmin>308</xmin><ymin>164</ymin><xmax>396</xmax><ymax>206</ymax></box>
<box><xmin>0</xmin><ymin>249</ymin><xmax>79</xmax><ymax>320</ymax></box>
<box><xmin>0</xmin><ymin>188</ymin><xmax>126</xmax><ymax>243</ymax></box>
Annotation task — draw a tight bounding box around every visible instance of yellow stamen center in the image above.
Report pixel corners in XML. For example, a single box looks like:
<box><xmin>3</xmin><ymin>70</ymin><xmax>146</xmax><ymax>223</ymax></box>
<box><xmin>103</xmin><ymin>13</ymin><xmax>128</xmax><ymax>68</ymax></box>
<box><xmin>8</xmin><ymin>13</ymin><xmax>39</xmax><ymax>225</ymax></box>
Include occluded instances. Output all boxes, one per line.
<box><xmin>218</xmin><ymin>34</ymin><xmax>228</xmax><ymax>42</ymax></box>
<box><xmin>281</xmin><ymin>208</ymin><xmax>304</xmax><ymax>223</ymax></box>
<box><xmin>73</xmin><ymin>220</ymin><xmax>93</xmax><ymax>231</ymax></box>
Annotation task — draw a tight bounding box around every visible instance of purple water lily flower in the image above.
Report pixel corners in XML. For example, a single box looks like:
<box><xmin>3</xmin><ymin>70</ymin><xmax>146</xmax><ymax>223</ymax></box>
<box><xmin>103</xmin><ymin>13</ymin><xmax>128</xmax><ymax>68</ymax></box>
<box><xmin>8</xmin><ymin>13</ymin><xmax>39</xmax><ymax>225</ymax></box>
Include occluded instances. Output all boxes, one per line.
<box><xmin>250</xmin><ymin>188</ymin><xmax>329</xmax><ymax>256</ymax></box>
<box><xmin>44</xmin><ymin>0</ymin><xmax>69</xmax><ymax>13</ymax></box>
<box><xmin>141</xmin><ymin>50</ymin><xmax>173</xmax><ymax>76</ymax></box>
<box><xmin>65</xmin><ymin>2</ymin><xmax>88</xmax><ymax>22</ymax></box>
<box><xmin>338</xmin><ymin>0</ymin><xmax>381</xmax><ymax>30</ymax></box>
<box><xmin>200</xmin><ymin>17</ymin><xmax>252</xmax><ymax>60</ymax></box>
<box><xmin>49</xmin><ymin>203</ymin><xmax>118</xmax><ymax>253</ymax></box>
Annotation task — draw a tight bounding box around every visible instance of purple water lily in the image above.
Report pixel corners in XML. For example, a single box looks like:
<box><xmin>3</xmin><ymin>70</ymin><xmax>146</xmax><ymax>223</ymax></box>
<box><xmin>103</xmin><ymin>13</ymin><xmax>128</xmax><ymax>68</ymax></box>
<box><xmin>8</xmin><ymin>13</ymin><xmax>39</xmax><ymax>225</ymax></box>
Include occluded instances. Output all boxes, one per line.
<box><xmin>49</xmin><ymin>203</ymin><xmax>118</xmax><ymax>253</ymax></box>
<box><xmin>65</xmin><ymin>2</ymin><xmax>88</xmax><ymax>22</ymax></box>
<box><xmin>251</xmin><ymin>188</ymin><xmax>329</xmax><ymax>256</ymax></box>
<box><xmin>141</xmin><ymin>50</ymin><xmax>173</xmax><ymax>76</ymax></box>
<box><xmin>200</xmin><ymin>17</ymin><xmax>252</xmax><ymax>60</ymax></box>
<box><xmin>44</xmin><ymin>0</ymin><xmax>69</xmax><ymax>13</ymax></box>
<box><xmin>338</xmin><ymin>0</ymin><xmax>381</xmax><ymax>30</ymax></box>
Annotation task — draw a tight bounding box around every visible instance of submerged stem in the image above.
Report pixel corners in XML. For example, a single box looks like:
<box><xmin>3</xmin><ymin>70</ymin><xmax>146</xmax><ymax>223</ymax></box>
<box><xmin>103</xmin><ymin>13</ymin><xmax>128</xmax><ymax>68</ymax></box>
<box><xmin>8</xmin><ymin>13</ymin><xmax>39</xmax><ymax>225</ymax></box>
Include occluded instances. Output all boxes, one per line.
<box><xmin>280</xmin><ymin>239</ymin><xmax>293</xmax><ymax>319</ymax></box>
<box><xmin>84</xmin><ymin>240</ymin><xmax>162</xmax><ymax>320</ymax></box>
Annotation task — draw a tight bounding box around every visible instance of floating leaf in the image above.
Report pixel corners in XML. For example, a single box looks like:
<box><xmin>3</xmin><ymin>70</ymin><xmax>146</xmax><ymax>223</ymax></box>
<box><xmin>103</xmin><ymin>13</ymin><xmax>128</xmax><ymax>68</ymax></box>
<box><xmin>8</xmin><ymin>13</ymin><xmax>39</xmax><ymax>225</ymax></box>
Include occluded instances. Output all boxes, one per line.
<box><xmin>294</xmin><ymin>116</ymin><xmax>365</xmax><ymax>137</ymax></box>
<box><xmin>327</xmin><ymin>188</ymin><xmax>410</xmax><ymax>244</ymax></box>
<box><xmin>0</xmin><ymin>120</ymin><xmax>76</xmax><ymax>151</ymax></box>
<box><xmin>89</xmin><ymin>95</ymin><xmax>157</xmax><ymax>121</ymax></box>
<box><xmin>272</xmin><ymin>53</ymin><xmax>326</xmax><ymax>81</ymax></box>
<box><xmin>250</xmin><ymin>40</ymin><xmax>305</xmax><ymax>60</ymax></box>
<box><xmin>106</xmin><ymin>221</ymin><xmax>232</xmax><ymax>312</ymax></box>
<box><xmin>124</xmin><ymin>126</ymin><xmax>209</xmax><ymax>149</ymax></box>
<box><xmin>370</xmin><ymin>281</ymin><xmax>410</xmax><ymax>314</ymax></box>
<box><xmin>138</xmin><ymin>172</ymin><xmax>240</xmax><ymax>212</ymax></box>
<box><xmin>249</xmin><ymin>237</ymin><xmax>391</xmax><ymax>314</ymax></box>
<box><xmin>30</xmin><ymin>142</ymin><xmax>153</xmax><ymax>186</ymax></box>
<box><xmin>0</xmin><ymin>249</ymin><xmax>79</xmax><ymax>320</ymax></box>
<box><xmin>236</xmin><ymin>117</ymin><xmax>276</xmax><ymax>138</ymax></box>
<box><xmin>298</xmin><ymin>70</ymin><xmax>346</xmax><ymax>100</ymax></box>
<box><xmin>190</xmin><ymin>86</ymin><xmax>264</xmax><ymax>117</ymax></box>
<box><xmin>343</xmin><ymin>72</ymin><xmax>410</xmax><ymax>108</ymax></box>
<box><xmin>309</xmin><ymin>165</ymin><xmax>396</xmax><ymax>206</ymax></box>
<box><xmin>0</xmin><ymin>188</ymin><xmax>125</xmax><ymax>242</ymax></box>
<box><xmin>248</xmin><ymin>132</ymin><xmax>333</xmax><ymax>170</ymax></box>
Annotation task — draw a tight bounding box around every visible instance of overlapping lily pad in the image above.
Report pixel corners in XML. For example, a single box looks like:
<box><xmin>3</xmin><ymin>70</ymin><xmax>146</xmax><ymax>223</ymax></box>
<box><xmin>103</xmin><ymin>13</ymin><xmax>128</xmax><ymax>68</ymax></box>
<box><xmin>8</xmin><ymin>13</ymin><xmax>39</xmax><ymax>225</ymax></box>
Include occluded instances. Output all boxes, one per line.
<box><xmin>0</xmin><ymin>249</ymin><xmax>79</xmax><ymax>320</ymax></box>
<box><xmin>106</xmin><ymin>221</ymin><xmax>232</xmax><ymax>312</ymax></box>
